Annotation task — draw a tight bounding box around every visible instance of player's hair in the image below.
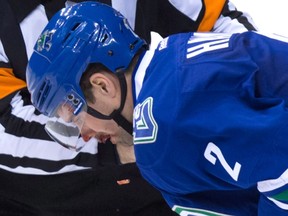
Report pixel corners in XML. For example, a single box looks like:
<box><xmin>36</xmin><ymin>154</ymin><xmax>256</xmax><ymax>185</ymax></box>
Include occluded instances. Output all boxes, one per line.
<box><xmin>80</xmin><ymin>63</ymin><xmax>109</xmax><ymax>103</ymax></box>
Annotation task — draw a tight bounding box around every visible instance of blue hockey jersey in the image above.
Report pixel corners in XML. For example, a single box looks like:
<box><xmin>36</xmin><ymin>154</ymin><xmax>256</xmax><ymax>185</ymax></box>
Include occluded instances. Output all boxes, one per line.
<box><xmin>132</xmin><ymin>31</ymin><xmax>288</xmax><ymax>215</ymax></box>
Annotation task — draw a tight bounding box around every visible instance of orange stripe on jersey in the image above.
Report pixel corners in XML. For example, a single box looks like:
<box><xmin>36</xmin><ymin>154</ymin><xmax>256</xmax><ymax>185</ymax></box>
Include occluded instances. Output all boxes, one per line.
<box><xmin>0</xmin><ymin>67</ymin><xmax>26</xmax><ymax>99</ymax></box>
<box><xmin>198</xmin><ymin>0</ymin><xmax>226</xmax><ymax>32</ymax></box>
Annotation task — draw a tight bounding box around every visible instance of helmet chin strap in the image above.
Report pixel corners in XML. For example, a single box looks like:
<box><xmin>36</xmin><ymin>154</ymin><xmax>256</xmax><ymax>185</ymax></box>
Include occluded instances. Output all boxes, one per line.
<box><xmin>87</xmin><ymin>72</ymin><xmax>133</xmax><ymax>135</ymax></box>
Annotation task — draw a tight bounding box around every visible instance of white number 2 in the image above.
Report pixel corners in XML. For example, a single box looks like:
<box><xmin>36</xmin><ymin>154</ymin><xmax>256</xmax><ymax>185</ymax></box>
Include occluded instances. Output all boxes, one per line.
<box><xmin>204</xmin><ymin>142</ymin><xmax>241</xmax><ymax>181</ymax></box>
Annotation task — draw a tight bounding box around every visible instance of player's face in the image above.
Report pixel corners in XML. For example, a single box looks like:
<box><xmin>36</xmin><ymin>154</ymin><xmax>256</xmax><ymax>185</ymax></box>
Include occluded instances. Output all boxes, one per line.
<box><xmin>80</xmin><ymin>113</ymin><xmax>133</xmax><ymax>146</ymax></box>
<box><xmin>78</xmin><ymin>71</ymin><xmax>133</xmax><ymax>146</ymax></box>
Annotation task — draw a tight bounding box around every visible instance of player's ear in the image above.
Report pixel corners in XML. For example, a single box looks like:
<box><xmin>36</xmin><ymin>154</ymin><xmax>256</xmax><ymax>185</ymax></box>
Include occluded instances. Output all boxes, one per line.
<box><xmin>89</xmin><ymin>72</ymin><xmax>117</xmax><ymax>98</ymax></box>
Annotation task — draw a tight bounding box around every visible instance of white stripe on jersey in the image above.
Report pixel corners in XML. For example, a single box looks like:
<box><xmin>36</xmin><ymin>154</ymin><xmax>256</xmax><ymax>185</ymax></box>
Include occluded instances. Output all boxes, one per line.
<box><xmin>111</xmin><ymin>0</ymin><xmax>137</xmax><ymax>30</ymax></box>
<box><xmin>213</xmin><ymin>1</ymin><xmax>258</xmax><ymax>33</ymax></box>
<box><xmin>266</xmin><ymin>197</ymin><xmax>288</xmax><ymax>210</ymax></box>
<box><xmin>257</xmin><ymin>169</ymin><xmax>288</xmax><ymax>210</ymax></box>
<box><xmin>169</xmin><ymin>0</ymin><xmax>202</xmax><ymax>21</ymax></box>
<box><xmin>134</xmin><ymin>32</ymin><xmax>163</xmax><ymax>98</ymax></box>
<box><xmin>0</xmin><ymin>164</ymin><xmax>90</xmax><ymax>175</ymax></box>
<box><xmin>0</xmin><ymin>40</ymin><xmax>8</xmax><ymax>63</ymax></box>
<box><xmin>258</xmin><ymin>169</ymin><xmax>288</xmax><ymax>192</ymax></box>
<box><xmin>20</xmin><ymin>5</ymin><xmax>49</xmax><ymax>59</ymax></box>
<box><xmin>10</xmin><ymin>92</ymin><xmax>50</xmax><ymax>124</ymax></box>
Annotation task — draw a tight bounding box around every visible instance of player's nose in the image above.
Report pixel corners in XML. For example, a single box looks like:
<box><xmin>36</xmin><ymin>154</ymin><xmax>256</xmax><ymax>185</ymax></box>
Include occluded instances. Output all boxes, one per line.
<box><xmin>81</xmin><ymin>134</ymin><xmax>92</xmax><ymax>142</ymax></box>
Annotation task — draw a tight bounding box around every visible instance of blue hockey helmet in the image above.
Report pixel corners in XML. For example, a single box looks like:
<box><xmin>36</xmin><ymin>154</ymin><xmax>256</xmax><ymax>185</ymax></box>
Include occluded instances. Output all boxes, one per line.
<box><xmin>26</xmin><ymin>1</ymin><xmax>146</xmax><ymax>150</ymax></box>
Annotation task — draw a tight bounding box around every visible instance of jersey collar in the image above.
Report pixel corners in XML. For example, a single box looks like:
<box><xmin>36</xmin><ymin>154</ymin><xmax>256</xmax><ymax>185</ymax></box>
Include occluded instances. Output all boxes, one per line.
<box><xmin>132</xmin><ymin>32</ymin><xmax>163</xmax><ymax>102</ymax></box>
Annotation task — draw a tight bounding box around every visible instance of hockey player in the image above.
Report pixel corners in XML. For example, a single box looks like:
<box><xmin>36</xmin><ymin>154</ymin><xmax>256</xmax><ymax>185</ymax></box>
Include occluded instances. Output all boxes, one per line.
<box><xmin>0</xmin><ymin>0</ymin><xmax>256</xmax><ymax>214</ymax></box>
<box><xmin>27</xmin><ymin>2</ymin><xmax>288</xmax><ymax>215</ymax></box>
<box><xmin>0</xmin><ymin>0</ymin><xmax>256</xmax><ymax>173</ymax></box>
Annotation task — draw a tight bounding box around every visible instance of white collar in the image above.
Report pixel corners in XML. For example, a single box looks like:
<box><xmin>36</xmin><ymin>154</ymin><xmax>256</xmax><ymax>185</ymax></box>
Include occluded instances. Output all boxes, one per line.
<box><xmin>134</xmin><ymin>32</ymin><xmax>163</xmax><ymax>99</ymax></box>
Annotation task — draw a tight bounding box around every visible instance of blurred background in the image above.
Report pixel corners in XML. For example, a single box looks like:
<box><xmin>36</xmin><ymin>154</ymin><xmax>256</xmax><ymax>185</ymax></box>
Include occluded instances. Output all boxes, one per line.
<box><xmin>232</xmin><ymin>0</ymin><xmax>288</xmax><ymax>36</ymax></box>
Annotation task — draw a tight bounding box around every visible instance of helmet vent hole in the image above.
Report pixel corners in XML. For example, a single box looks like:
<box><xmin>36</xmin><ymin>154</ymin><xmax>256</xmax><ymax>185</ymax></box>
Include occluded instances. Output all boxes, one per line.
<box><xmin>63</xmin><ymin>23</ymin><xmax>81</xmax><ymax>44</ymax></box>
<box><xmin>71</xmin><ymin>23</ymin><xmax>81</xmax><ymax>31</ymax></box>
<box><xmin>99</xmin><ymin>32</ymin><xmax>109</xmax><ymax>44</ymax></box>
<box><xmin>37</xmin><ymin>81</ymin><xmax>51</xmax><ymax>107</ymax></box>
